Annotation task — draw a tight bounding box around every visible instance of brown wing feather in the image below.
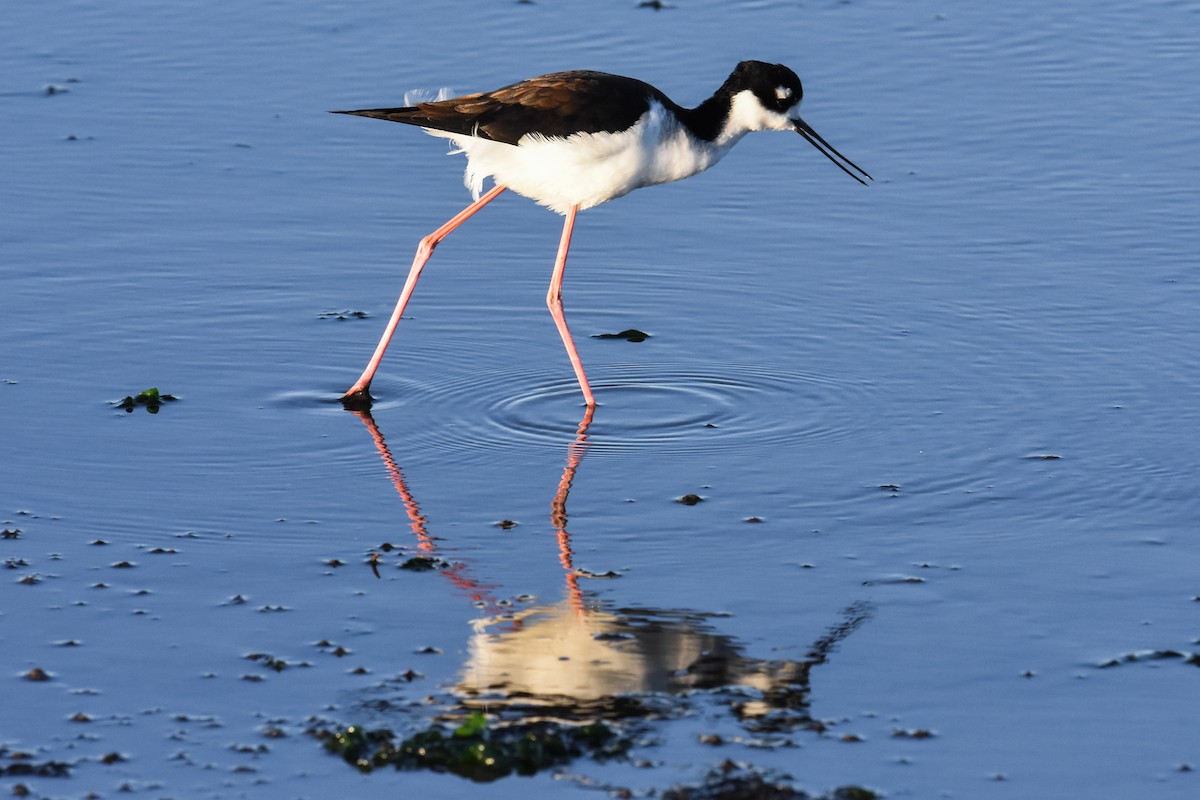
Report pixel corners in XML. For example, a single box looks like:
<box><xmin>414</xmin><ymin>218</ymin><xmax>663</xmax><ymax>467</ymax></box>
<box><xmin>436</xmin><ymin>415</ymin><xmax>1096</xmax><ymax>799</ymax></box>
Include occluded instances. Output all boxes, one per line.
<box><xmin>333</xmin><ymin>71</ymin><xmax>669</xmax><ymax>146</ymax></box>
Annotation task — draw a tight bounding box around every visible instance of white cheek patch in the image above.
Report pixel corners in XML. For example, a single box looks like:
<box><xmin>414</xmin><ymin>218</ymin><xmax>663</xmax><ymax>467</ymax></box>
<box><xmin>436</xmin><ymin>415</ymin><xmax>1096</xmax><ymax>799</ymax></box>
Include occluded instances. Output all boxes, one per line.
<box><xmin>726</xmin><ymin>90</ymin><xmax>794</xmax><ymax>133</ymax></box>
<box><xmin>775</xmin><ymin>85</ymin><xmax>793</xmax><ymax>102</ymax></box>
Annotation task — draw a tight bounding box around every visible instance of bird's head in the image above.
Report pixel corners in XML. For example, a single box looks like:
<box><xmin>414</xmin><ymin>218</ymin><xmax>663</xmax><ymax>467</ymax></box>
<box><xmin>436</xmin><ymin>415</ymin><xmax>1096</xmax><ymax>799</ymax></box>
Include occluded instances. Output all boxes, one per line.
<box><xmin>722</xmin><ymin>60</ymin><xmax>872</xmax><ymax>185</ymax></box>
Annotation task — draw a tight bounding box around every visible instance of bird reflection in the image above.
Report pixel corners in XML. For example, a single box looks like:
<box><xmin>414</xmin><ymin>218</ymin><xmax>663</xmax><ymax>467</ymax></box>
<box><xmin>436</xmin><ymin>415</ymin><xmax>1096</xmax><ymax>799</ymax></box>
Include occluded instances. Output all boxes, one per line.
<box><xmin>345</xmin><ymin>406</ymin><xmax>871</xmax><ymax>733</ymax></box>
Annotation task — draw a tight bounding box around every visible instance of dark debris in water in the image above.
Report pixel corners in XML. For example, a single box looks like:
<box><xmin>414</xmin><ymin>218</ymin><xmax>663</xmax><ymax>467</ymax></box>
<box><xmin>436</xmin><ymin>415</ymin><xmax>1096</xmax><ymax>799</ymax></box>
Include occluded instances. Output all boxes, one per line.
<box><xmin>245</xmin><ymin>652</ymin><xmax>309</xmax><ymax>672</ymax></box>
<box><xmin>318</xmin><ymin>309</ymin><xmax>370</xmax><ymax>321</ymax></box>
<box><xmin>861</xmin><ymin>575</ymin><xmax>925</xmax><ymax>586</ymax></box>
<box><xmin>661</xmin><ymin>760</ymin><xmax>877</xmax><ymax>800</ymax></box>
<box><xmin>677</xmin><ymin>493</ymin><xmax>705</xmax><ymax>506</ymax></box>
<box><xmin>1098</xmin><ymin>649</ymin><xmax>1200</xmax><ymax>668</ymax></box>
<box><xmin>592</xmin><ymin>329</ymin><xmax>650</xmax><ymax>342</ymax></box>
<box><xmin>891</xmin><ymin>728</ymin><xmax>935</xmax><ymax>739</ymax></box>
<box><xmin>399</xmin><ymin>556</ymin><xmax>451</xmax><ymax>572</ymax></box>
<box><xmin>314</xmin><ymin>640</ymin><xmax>352</xmax><ymax>658</ymax></box>
<box><xmin>576</xmin><ymin>568</ymin><xmax>621</xmax><ymax>579</ymax></box>
<box><xmin>0</xmin><ymin>747</ymin><xmax>72</xmax><ymax>778</ymax></box>
<box><xmin>114</xmin><ymin>387</ymin><xmax>177</xmax><ymax>414</ymax></box>
<box><xmin>318</xmin><ymin>713</ymin><xmax>631</xmax><ymax>782</ymax></box>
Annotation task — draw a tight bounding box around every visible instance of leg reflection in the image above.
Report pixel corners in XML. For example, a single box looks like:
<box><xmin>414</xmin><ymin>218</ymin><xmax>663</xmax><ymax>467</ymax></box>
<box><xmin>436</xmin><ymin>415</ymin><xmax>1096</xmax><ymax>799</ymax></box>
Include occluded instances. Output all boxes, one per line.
<box><xmin>552</xmin><ymin>405</ymin><xmax>595</xmax><ymax>617</ymax></box>
<box><xmin>347</xmin><ymin>408</ymin><xmax>501</xmax><ymax>612</ymax></box>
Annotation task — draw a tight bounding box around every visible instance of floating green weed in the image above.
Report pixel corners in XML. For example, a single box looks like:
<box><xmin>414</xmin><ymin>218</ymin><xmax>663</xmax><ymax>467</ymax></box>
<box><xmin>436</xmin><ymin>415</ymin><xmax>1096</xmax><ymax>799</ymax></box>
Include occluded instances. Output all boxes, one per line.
<box><xmin>454</xmin><ymin>711</ymin><xmax>488</xmax><ymax>738</ymax></box>
<box><xmin>115</xmin><ymin>387</ymin><xmax>177</xmax><ymax>414</ymax></box>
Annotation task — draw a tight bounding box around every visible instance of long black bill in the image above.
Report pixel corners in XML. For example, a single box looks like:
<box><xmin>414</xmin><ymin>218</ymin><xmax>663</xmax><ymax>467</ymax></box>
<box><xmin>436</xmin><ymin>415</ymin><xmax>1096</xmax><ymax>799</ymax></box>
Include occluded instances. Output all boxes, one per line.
<box><xmin>793</xmin><ymin>117</ymin><xmax>873</xmax><ymax>186</ymax></box>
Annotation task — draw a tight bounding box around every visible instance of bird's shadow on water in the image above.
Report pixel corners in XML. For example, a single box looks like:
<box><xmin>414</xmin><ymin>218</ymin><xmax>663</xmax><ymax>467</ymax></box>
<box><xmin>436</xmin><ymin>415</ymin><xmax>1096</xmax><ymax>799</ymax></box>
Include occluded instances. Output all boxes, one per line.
<box><xmin>311</xmin><ymin>405</ymin><xmax>879</xmax><ymax>797</ymax></box>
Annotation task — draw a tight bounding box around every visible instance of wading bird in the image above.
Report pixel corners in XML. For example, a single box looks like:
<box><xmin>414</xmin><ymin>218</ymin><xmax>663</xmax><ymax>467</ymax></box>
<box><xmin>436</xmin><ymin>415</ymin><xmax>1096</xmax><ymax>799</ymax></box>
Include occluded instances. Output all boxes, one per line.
<box><xmin>335</xmin><ymin>60</ymin><xmax>871</xmax><ymax>408</ymax></box>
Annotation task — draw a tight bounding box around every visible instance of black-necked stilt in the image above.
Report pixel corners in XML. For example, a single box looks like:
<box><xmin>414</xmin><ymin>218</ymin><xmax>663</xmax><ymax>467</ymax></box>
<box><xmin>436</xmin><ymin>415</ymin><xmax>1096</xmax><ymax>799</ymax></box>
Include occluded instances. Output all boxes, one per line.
<box><xmin>335</xmin><ymin>60</ymin><xmax>871</xmax><ymax>408</ymax></box>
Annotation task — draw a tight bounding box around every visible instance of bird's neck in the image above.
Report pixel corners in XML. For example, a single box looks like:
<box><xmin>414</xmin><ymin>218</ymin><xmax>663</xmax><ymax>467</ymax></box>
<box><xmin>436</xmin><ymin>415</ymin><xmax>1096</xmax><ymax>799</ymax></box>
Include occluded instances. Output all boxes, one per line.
<box><xmin>675</xmin><ymin>90</ymin><xmax>737</xmax><ymax>143</ymax></box>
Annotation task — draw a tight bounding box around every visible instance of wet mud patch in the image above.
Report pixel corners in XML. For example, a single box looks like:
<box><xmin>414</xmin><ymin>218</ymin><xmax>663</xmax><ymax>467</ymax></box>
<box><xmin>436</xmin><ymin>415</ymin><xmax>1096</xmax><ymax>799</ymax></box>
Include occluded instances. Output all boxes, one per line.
<box><xmin>319</xmin><ymin>714</ymin><xmax>631</xmax><ymax>781</ymax></box>
<box><xmin>661</xmin><ymin>760</ymin><xmax>878</xmax><ymax>800</ymax></box>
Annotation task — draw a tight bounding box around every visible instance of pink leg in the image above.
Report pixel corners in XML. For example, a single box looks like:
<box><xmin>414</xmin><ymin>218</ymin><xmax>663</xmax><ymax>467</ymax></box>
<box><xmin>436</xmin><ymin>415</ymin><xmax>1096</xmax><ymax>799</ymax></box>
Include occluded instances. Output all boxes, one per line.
<box><xmin>342</xmin><ymin>184</ymin><xmax>507</xmax><ymax>404</ymax></box>
<box><xmin>546</xmin><ymin>204</ymin><xmax>596</xmax><ymax>407</ymax></box>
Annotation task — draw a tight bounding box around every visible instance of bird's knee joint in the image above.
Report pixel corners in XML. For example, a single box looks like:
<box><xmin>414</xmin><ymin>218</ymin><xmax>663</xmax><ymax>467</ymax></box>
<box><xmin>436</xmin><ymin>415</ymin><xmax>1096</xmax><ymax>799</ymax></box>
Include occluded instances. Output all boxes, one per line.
<box><xmin>417</xmin><ymin>235</ymin><xmax>438</xmax><ymax>258</ymax></box>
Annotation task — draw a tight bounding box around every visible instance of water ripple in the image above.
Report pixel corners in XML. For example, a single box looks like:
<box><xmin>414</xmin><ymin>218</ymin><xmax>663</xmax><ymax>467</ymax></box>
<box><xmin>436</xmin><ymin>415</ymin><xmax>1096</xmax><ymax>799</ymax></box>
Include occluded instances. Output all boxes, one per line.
<box><xmin>300</xmin><ymin>360</ymin><xmax>881</xmax><ymax>463</ymax></box>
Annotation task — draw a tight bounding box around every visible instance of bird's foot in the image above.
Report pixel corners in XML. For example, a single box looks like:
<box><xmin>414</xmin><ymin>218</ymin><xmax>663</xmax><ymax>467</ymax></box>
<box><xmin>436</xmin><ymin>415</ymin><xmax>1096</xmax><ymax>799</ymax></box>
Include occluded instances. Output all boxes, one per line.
<box><xmin>340</xmin><ymin>386</ymin><xmax>375</xmax><ymax>412</ymax></box>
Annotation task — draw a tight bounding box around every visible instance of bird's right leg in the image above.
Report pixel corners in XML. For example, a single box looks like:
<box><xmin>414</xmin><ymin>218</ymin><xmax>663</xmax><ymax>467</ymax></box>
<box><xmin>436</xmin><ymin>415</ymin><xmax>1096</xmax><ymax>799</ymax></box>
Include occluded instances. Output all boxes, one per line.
<box><xmin>342</xmin><ymin>184</ymin><xmax>507</xmax><ymax>407</ymax></box>
<box><xmin>546</xmin><ymin>204</ymin><xmax>597</xmax><ymax>408</ymax></box>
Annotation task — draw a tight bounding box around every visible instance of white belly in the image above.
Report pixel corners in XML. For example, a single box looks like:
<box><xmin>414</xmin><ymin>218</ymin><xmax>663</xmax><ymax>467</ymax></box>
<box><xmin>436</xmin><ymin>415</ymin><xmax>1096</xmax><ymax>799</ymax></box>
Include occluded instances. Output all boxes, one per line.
<box><xmin>427</xmin><ymin>101</ymin><xmax>741</xmax><ymax>215</ymax></box>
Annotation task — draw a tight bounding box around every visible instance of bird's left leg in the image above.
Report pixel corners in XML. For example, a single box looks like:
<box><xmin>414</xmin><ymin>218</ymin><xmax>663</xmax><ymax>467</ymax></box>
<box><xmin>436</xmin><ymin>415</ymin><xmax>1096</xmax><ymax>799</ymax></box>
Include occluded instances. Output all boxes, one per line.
<box><xmin>342</xmin><ymin>184</ymin><xmax>507</xmax><ymax>406</ymax></box>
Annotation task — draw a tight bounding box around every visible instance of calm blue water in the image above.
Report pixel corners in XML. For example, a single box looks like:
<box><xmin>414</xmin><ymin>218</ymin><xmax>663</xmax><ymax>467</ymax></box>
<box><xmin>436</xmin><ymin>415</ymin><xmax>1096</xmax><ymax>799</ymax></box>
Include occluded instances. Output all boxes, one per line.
<box><xmin>3</xmin><ymin>0</ymin><xmax>1199</xmax><ymax>797</ymax></box>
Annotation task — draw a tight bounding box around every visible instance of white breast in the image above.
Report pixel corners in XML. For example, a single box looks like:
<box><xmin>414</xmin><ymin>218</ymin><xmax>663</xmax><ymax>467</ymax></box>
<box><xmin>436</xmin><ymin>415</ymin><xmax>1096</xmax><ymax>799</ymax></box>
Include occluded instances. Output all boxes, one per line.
<box><xmin>425</xmin><ymin>101</ymin><xmax>744</xmax><ymax>215</ymax></box>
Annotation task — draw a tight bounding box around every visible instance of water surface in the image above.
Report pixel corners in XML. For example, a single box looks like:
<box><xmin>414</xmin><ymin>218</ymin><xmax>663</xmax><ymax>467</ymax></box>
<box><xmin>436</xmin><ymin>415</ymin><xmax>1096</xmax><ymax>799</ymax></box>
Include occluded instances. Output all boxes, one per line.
<box><xmin>3</xmin><ymin>0</ymin><xmax>1199</xmax><ymax>797</ymax></box>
